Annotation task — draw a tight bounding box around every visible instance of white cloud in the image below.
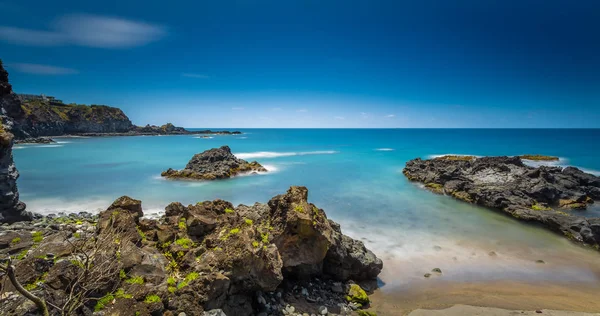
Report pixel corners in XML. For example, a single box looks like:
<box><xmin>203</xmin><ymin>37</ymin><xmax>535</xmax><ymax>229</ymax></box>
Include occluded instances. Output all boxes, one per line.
<box><xmin>334</xmin><ymin>116</ymin><xmax>345</xmax><ymax>120</ymax></box>
<box><xmin>296</xmin><ymin>109</ymin><xmax>308</xmax><ymax>113</ymax></box>
<box><xmin>232</xmin><ymin>107</ymin><xmax>245</xmax><ymax>110</ymax></box>
<box><xmin>272</xmin><ymin>107</ymin><xmax>282</xmax><ymax>111</ymax></box>
<box><xmin>386</xmin><ymin>114</ymin><xmax>396</xmax><ymax>118</ymax></box>
<box><xmin>0</xmin><ymin>27</ymin><xmax>65</xmax><ymax>46</ymax></box>
<box><xmin>0</xmin><ymin>14</ymin><xmax>166</xmax><ymax>48</ymax></box>
<box><xmin>182</xmin><ymin>73</ymin><xmax>209</xmax><ymax>79</ymax></box>
<box><xmin>360</xmin><ymin>112</ymin><xmax>369</xmax><ymax>118</ymax></box>
<box><xmin>9</xmin><ymin>63</ymin><xmax>79</xmax><ymax>75</ymax></box>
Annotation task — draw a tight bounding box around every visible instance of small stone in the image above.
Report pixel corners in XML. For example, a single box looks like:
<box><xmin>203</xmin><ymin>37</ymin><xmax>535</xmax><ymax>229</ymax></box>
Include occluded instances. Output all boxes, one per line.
<box><xmin>433</xmin><ymin>245</ymin><xmax>442</xmax><ymax>251</ymax></box>
<box><xmin>432</xmin><ymin>268</ymin><xmax>442</xmax><ymax>273</ymax></box>
<box><xmin>331</xmin><ymin>282</ymin><xmax>343</xmax><ymax>293</ymax></box>
<box><xmin>285</xmin><ymin>305</ymin><xmax>295</xmax><ymax>314</ymax></box>
<box><xmin>318</xmin><ymin>306</ymin><xmax>328</xmax><ymax>315</ymax></box>
<box><xmin>488</xmin><ymin>251</ymin><xmax>497</xmax><ymax>256</ymax></box>
<box><xmin>178</xmin><ymin>313</ymin><xmax>187</xmax><ymax>316</ymax></box>
<box><xmin>535</xmin><ymin>260</ymin><xmax>545</xmax><ymax>264</ymax></box>
<box><xmin>536</xmin><ymin>310</ymin><xmax>543</xmax><ymax>314</ymax></box>
<box><xmin>301</xmin><ymin>287</ymin><xmax>308</xmax><ymax>296</ymax></box>
<box><xmin>424</xmin><ymin>273</ymin><xmax>432</xmax><ymax>278</ymax></box>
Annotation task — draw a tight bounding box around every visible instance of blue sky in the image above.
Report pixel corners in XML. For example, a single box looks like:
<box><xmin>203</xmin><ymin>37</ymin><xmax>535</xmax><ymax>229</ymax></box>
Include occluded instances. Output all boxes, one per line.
<box><xmin>0</xmin><ymin>0</ymin><xmax>599</xmax><ymax>128</ymax></box>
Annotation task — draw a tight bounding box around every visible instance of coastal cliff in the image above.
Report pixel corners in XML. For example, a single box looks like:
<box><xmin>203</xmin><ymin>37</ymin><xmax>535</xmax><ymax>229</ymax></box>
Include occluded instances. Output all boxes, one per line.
<box><xmin>0</xmin><ymin>61</ymin><xmax>35</xmax><ymax>223</ymax></box>
<box><xmin>403</xmin><ymin>155</ymin><xmax>600</xmax><ymax>250</ymax></box>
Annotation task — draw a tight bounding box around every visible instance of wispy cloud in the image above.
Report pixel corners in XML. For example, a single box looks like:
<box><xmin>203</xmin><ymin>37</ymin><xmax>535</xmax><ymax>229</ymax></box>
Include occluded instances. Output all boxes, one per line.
<box><xmin>296</xmin><ymin>109</ymin><xmax>308</xmax><ymax>113</ymax></box>
<box><xmin>272</xmin><ymin>107</ymin><xmax>282</xmax><ymax>111</ymax></box>
<box><xmin>385</xmin><ymin>114</ymin><xmax>396</xmax><ymax>118</ymax></box>
<box><xmin>334</xmin><ymin>116</ymin><xmax>345</xmax><ymax>120</ymax></box>
<box><xmin>360</xmin><ymin>112</ymin><xmax>369</xmax><ymax>119</ymax></box>
<box><xmin>232</xmin><ymin>107</ymin><xmax>245</xmax><ymax>110</ymax></box>
<box><xmin>0</xmin><ymin>14</ymin><xmax>166</xmax><ymax>48</ymax></box>
<box><xmin>182</xmin><ymin>73</ymin><xmax>209</xmax><ymax>79</ymax></box>
<box><xmin>8</xmin><ymin>63</ymin><xmax>79</xmax><ymax>75</ymax></box>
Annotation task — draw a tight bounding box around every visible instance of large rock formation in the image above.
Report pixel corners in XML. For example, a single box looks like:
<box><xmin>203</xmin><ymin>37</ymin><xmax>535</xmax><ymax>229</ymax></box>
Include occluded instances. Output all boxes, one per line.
<box><xmin>162</xmin><ymin>146</ymin><xmax>267</xmax><ymax>180</ymax></box>
<box><xmin>403</xmin><ymin>155</ymin><xmax>600</xmax><ymax>250</ymax></box>
<box><xmin>0</xmin><ymin>60</ymin><xmax>35</xmax><ymax>223</ymax></box>
<box><xmin>0</xmin><ymin>187</ymin><xmax>382</xmax><ymax>316</ymax></box>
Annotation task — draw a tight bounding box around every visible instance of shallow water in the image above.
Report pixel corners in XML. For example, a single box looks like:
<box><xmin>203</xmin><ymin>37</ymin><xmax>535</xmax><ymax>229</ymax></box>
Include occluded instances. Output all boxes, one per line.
<box><xmin>13</xmin><ymin>129</ymin><xmax>600</xmax><ymax>292</ymax></box>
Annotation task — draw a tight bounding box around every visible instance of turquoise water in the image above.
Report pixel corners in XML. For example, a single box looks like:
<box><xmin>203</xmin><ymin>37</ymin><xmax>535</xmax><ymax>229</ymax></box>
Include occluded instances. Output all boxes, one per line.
<box><xmin>13</xmin><ymin>129</ymin><xmax>600</xmax><ymax>289</ymax></box>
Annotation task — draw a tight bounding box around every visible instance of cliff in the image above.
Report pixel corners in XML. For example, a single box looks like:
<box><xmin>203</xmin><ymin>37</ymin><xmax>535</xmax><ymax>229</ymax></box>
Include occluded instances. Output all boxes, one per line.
<box><xmin>0</xmin><ymin>60</ymin><xmax>35</xmax><ymax>223</ymax></box>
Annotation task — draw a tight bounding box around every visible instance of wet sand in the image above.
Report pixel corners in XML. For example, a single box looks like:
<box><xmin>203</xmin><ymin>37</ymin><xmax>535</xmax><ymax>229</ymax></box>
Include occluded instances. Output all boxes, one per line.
<box><xmin>367</xmin><ymin>280</ymin><xmax>600</xmax><ymax>315</ymax></box>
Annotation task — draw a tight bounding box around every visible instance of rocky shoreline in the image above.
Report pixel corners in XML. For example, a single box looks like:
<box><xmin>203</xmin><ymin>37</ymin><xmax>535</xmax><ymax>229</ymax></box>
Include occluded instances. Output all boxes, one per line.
<box><xmin>403</xmin><ymin>155</ymin><xmax>600</xmax><ymax>250</ymax></box>
<box><xmin>0</xmin><ymin>187</ymin><xmax>382</xmax><ymax>316</ymax></box>
<box><xmin>162</xmin><ymin>146</ymin><xmax>267</xmax><ymax>181</ymax></box>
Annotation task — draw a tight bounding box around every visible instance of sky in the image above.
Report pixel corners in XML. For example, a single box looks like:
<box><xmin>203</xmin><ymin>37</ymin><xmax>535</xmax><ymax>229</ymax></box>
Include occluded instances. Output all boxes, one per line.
<box><xmin>0</xmin><ymin>0</ymin><xmax>599</xmax><ymax>128</ymax></box>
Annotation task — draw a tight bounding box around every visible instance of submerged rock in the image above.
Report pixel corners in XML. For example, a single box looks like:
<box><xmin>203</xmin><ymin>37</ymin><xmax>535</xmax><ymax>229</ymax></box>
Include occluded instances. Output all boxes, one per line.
<box><xmin>403</xmin><ymin>155</ymin><xmax>600</xmax><ymax>250</ymax></box>
<box><xmin>0</xmin><ymin>186</ymin><xmax>382</xmax><ymax>316</ymax></box>
<box><xmin>161</xmin><ymin>146</ymin><xmax>267</xmax><ymax>180</ymax></box>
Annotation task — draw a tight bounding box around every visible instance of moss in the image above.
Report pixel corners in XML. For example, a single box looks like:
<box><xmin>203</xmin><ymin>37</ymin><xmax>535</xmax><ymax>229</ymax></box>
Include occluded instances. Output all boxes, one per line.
<box><xmin>229</xmin><ymin>228</ymin><xmax>240</xmax><ymax>235</ymax></box>
<box><xmin>519</xmin><ymin>154</ymin><xmax>559</xmax><ymax>161</ymax></box>
<box><xmin>346</xmin><ymin>284</ymin><xmax>369</xmax><ymax>306</ymax></box>
<box><xmin>167</xmin><ymin>276</ymin><xmax>176</xmax><ymax>286</ymax></box>
<box><xmin>244</xmin><ymin>218</ymin><xmax>253</xmax><ymax>225</ymax></box>
<box><xmin>224</xmin><ymin>208</ymin><xmax>235</xmax><ymax>214</ymax></box>
<box><xmin>16</xmin><ymin>249</ymin><xmax>28</xmax><ymax>260</ymax></box>
<box><xmin>115</xmin><ymin>288</ymin><xmax>133</xmax><ymax>299</ymax></box>
<box><xmin>425</xmin><ymin>183</ymin><xmax>444</xmax><ymax>194</ymax></box>
<box><xmin>136</xmin><ymin>226</ymin><xmax>147</xmax><ymax>242</ymax></box>
<box><xmin>75</xmin><ymin>220</ymin><xmax>84</xmax><ymax>225</ymax></box>
<box><xmin>94</xmin><ymin>293</ymin><xmax>115</xmax><ymax>311</ymax></box>
<box><xmin>73</xmin><ymin>232</ymin><xmax>81</xmax><ymax>238</ymax></box>
<box><xmin>261</xmin><ymin>232</ymin><xmax>269</xmax><ymax>243</ymax></box>
<box><xmin>32</xmin><ymin>231</ymin><xmax>43</xmax><ymax>243</ymax></box>
<box><xmin>125</xmin><ymin>276</ymin><xmax>144</xmax><ymax>284</ymax></box>
<box><xmin>213</xmin><ymin>246</ymin><xmax>223</xmax><ymax>251</ymax></box>
<box><xmin>178</xmin><ymin>218</ymin><xmax>187</xmax><ymax>231</ymax></box>
<box><xmin>119</xmin><ymin>269</ymin><xmax>127</xmax><ymax>279</ymax></box>
<box><xmin>452</xmin><ymin>191</ymin><xmax>473</xmax><ymax>203</ymax></box>
<box><xmin>175</xmin><ymin>238</ymin><xmax>193</xmax><ymax>249</ymax></box>
<box><xmin>294</xmin><ymin>205</ymin><xmax>305</xmax><ymax>213</ymax></box>
<box><xmin>144</xmin><ymin>294</ymin><xmax>161</xmax><ymax>304</ymax></box>
<box><xmin>252</xmin><ymin>241</ymin><xmax>260</xmax><ymax>248</ymax></box>
<box><xmin>168</xmin><ymin>286</ymin><xmax>177</xmax><ymax>293</ymax></box>
<box><xmin>177</xmin><ymin>272</ymin><xmax>199</xmax><ymax>289</ymax></box>
<box><xmin>11</xmin><ymin>237</ymin><xmax>21</xmax><ymax>244</ymax></box>
<box><xmin>531</xmin><ymin>203</ymin><xmax>552</xmax><ymax>211</ymax></box>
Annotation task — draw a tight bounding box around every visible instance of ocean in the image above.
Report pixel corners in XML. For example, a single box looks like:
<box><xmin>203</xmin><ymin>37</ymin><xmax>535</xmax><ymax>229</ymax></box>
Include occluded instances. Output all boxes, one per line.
<box><xmin>13</xmin><ymin>128</ymin><xmax>600</xmax><ymax>292</ymax></box>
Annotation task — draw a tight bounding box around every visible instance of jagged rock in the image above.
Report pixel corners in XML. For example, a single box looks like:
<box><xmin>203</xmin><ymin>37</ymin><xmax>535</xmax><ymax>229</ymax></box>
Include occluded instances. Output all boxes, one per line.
<box><xmin>14</xmin><ymin>137</ymin><xmax>55</xmax><ymax>144</ymax></box>
<box><xmin>0</xmin><ymin>60</ymin><xmax>35</xmax><ymax>223</ymax></box>
<box><xmin>161</xmin><ymin>146</ymin><xmax>267</xmax><ymax>180</ymax></box>
<box><xmin>0</xmin><ymin>187</ymin><xmax>382</xmax><ymax>316</ymax></box>
<box><xmin>403</xmin><ymin>155</ymin><xmax>600</xmax><ymax>249</ymax></box>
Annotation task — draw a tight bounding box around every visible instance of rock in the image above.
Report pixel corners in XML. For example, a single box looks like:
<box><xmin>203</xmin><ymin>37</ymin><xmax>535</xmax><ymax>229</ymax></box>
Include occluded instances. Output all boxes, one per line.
<box><xmin>536</xmin><ymin>260</ymin><xmax>545</xmax><ymax>264</ymax></box>
<box><xmin>346</xmin><ymin>284</ymin><xmax>369</xmax><ymax>306</ymax></box>
<box><xmin>403</xmin><ymin>156</ymin><xmax>600</xmax><ymax>250</ymax></box>
<box><xmin>203</xmin><ymin>309</ymin><xmax>227</xmax><ymax>316</ymax></box>
<box><xmin>161</xmin><ymin>146</ymin><xmax>267</xmax><ymax>180</ymax></box>
<box><xmin>14</xmin><ymin>137</ymin><xmax>55</xmax><ymax>144</ymax></box>
<box><xmin>424</xmin><ymin>273</ymin><xmax>432</xmax><ymax>278</ymax></box>
<box><xmin>0</xmin><ymin>60</ymin><xmax>37</xmax><ymax>224</ymax></box>
<box><xmin>318</xmin><ymin>306</ymin><xmax>328</xmax><ymax>315</ymax></box>
<box><xmin>432</xmin><ymin>268</ymin><xmax>442</xmax><ymax>273</ymax></box>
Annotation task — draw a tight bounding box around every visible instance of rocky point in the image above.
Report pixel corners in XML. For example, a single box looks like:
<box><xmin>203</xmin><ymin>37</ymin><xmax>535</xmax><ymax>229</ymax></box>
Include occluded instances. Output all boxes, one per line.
<box><xmin>403</xmin><ymin>155</ymin><xmax>600</xmax><ymax>250</ymax></box>
<box><xmin>0</xmin><ymin>186</ymin><xmax>382</xmax><ymax>316</ymax></box>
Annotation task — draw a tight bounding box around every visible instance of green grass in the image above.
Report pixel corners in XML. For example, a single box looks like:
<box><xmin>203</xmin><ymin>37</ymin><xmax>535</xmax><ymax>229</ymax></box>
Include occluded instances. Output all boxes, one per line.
<box><xmin>294</xmin><ymin>205</ymin><xmax>305</xmax><ymax>213</ymax></box>
<box><xmin>532</xmin><ymin>203</ymin><xmax>552</xmax><ymax>211</ymax></box>
<box><xmin>224</xmin><ymin>208</ymin><xmax>234</xmax><ymax>214</ymax></box>
<box><xmin>229</xmin><ymin>228</ymin><xmax>240</xmax><ymax>235</ymax></box>
<box><xmin>244</xmin><ymin>218</ymin><xmax>253</xmax><ymax>225</ymax></box>
<box><xmin>136</xmin><ymin>226</ymin><xmax>147</xmax><ymax>242</ymax></box>
<box><xmin>177</xmin><ymin>271</ymin><xmax>200</xmax><ymax>289</ymax></box>
<box><xmin>178</xmin><ymin>218</ymin><xmax>187</xmax><ymax>231</ymax></box>
<box><xmin>11</xmin><ymin>237</ymin><xmax>21</xmax><ymax>244</ymax></box>
<box><xmin>114</xmin><ymin>288</ymin><xmax>133</xmax><ymax>299</ymax></box>
<box><xmin>94</xmin><ymin>293</ymin><xmax>115</xmax><ymax>311</ymax></box>
<box><xmin>252</xmin><ymin>241</ymin><xmax>259</xmax><ymax>248</ymax></box>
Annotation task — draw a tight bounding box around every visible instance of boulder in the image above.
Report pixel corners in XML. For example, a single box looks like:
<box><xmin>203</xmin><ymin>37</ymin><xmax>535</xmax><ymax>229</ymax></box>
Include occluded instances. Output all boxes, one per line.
<box><xmin>161</xmin><ymin>146</ymin><xmax>267</xmax><ymax>180</ymax></box>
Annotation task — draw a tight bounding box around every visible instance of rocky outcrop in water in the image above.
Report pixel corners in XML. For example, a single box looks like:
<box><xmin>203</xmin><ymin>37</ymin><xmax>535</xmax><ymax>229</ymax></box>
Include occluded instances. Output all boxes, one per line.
<box><xmin>403</xmin><ymin>156</ymin><xmax>600</xmax><ymax>250</ymax></box>
<box><xmin>14</xmin><ymin>137</ymin><xmax>55</xmax><ymax>144</ymax></box>
<box><xmin>162</xmin><ymin>146</ymin><xmax>267</xmax><ymax>180</ymax></box>
<box><xmin>0</xmin><ymin>187</ymin><xmax>382</xmax><ymax>316</ymax></box>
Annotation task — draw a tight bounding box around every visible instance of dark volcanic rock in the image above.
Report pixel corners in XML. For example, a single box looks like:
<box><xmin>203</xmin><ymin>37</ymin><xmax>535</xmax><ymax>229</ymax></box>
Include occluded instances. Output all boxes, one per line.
<box><xmin>0</xmin><ymin>60</ymin><xmax>36</xmax><ymax>223</ymax></box>
<box><xmin>0</xmin><ymin>187</ymin><xmax>382</xmax><ymax>316</ymax></box>
<box><xmin>161</xmin><ymin>145</ymin><xmax>267</xmax><ymax>180</ymax></box>
<box><xmin>14</xmin><ymin>137</ymin><xmax>55</xmax><ymax>144</ymax></box>
<box><xmin>403</xmin><ymin>155</ymin><xmax>600</xmax><ymax>249</ymax></box>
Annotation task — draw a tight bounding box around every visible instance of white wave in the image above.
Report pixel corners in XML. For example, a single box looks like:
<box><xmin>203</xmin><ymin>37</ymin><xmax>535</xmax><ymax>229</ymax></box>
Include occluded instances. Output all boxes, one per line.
<box><xmin>237</xmin><ymin>137</ymin><xmax>248</xmax><ymax>139</ymax></box>
<box><xmin>24</xmin><ymin>197</ymin><xmax>111</xmax><ymax>215</ymax></box>
<box><xmin>235</xmin><ymin>150</ymin><xmax>338</xmax><ymax>159</ymax></box>
<box><xmin>15</xmin><ymin>144</ymin><xmax>64</xmax><ymax>149</ymax></box>
<box><xmin>194</xmin><ymin>136</ymin><xmax>214</xmax><ymax>139</ymax></box>
<box><xmin>55</xmin><ymin>141</ymin><xmax>71</xmax><ymax>144</ymax></box>
<box><xmin>521</xmin><ymin>157</ymin><xmax>600</xmax><ymax>176</ymax></box>
<box><xmin>13</xmin><ymin>146</ymin><xmax>24</xmax><ymax>150</ymax></box>
<box><xmin>261</xmin><ymin>164</ymin><xmax>278</xmax><ymax>172</ymax></box>
<box><xmin>375</xmin><ymin>148</ymin><xmax>394</xmax><ymax>151</ymax></box>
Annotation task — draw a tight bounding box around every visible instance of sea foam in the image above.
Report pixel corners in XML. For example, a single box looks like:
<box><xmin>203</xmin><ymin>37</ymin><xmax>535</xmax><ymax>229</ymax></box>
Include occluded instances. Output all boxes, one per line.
<box><xmin>235</xmin><ymin>150</ymin><xmax>338</xmax><ymax>159</ymax></box>
<box><xmin>375</xmin><ymin>148</ymin><xmax>394</xmax><ymax>151</ymax></box>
